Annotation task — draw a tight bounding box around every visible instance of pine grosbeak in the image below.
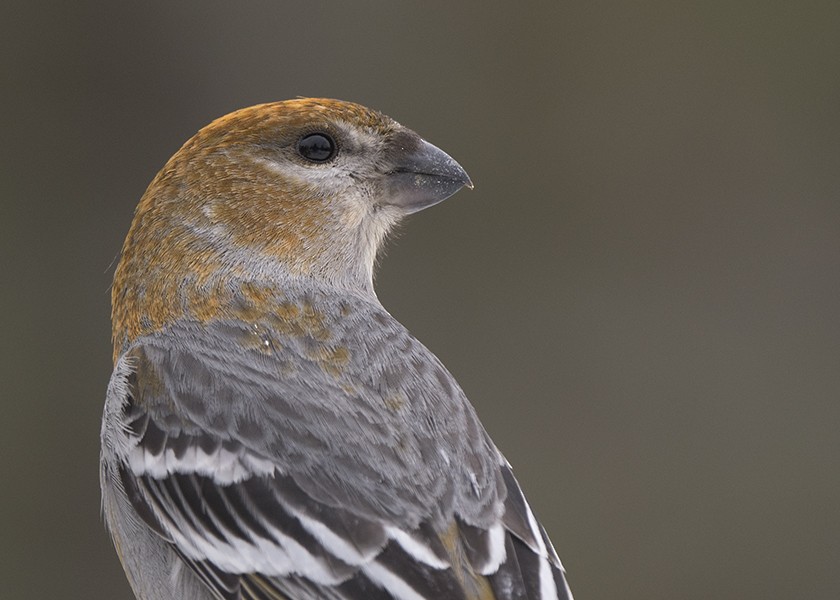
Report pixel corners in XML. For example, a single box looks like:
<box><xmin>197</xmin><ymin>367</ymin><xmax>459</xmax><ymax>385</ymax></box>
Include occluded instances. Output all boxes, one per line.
<box><xmin>101</xmin><ymin>98</ymin><xmax>573</xmax><ymax>600</ymax></box>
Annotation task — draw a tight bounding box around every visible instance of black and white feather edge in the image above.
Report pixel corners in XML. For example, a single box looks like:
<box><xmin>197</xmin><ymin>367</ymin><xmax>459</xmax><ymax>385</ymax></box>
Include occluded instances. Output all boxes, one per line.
<box><xmin>104</xmin><ymin>312</ymin><xmax>574</xmax><ymax>600</ymax></box>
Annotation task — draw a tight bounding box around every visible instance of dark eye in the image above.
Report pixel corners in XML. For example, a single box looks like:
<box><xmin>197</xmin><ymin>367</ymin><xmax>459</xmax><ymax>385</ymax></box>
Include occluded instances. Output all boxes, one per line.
<box><xmin>297</xmin><ymin>133</ymin><xmax>337</xmax><ymax>162</ymax></box>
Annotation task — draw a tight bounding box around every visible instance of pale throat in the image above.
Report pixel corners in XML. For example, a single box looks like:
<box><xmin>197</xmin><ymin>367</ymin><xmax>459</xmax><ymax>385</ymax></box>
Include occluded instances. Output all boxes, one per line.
<box><xmin>213</xmin><ymin>207</ymin><xmax>396</xmax><ymax>299</ymax></box>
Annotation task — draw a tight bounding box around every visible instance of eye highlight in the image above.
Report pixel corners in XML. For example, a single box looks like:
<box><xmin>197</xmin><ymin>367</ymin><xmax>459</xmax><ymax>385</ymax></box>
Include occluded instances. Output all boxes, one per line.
<box><xmin>297</xmin><ymin>133</ymin><xmax>337</xmax><ymax>163</ymax></box>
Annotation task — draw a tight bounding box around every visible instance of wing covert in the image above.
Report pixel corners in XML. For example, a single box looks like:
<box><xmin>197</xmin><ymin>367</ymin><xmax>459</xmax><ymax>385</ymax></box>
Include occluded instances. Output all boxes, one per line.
<box><xmin>102</xmin><ymin>292</ymin><xmax>572</xmax><ymax>599</ymax></box>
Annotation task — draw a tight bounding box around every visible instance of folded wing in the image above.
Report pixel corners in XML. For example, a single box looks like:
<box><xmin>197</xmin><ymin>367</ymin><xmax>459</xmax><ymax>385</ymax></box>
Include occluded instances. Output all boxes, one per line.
<box><xmin>103</xmin><ymin>312</ymin><xmax>572</xmax><ymax>600</ymax></box>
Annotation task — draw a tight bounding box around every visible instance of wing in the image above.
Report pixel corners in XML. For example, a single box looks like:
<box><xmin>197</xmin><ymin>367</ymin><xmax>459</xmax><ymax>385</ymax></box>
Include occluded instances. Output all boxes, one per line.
<box><xmin>102</xmin><ymin>297</ymin><xmax>572</xmax><ymax>600</ymax></box>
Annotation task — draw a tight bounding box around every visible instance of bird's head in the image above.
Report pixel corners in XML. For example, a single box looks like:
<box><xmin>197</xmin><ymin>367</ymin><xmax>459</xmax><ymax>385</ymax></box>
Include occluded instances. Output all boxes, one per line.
<box><xmin>112</xmin><ymin>99</ymin><xmax>471</xmax><ymax>354</ymax></box>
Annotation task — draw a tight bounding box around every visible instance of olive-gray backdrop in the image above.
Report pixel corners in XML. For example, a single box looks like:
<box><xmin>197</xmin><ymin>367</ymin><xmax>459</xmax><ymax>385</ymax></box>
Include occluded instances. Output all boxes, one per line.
<box><xmin>3</xmin><ymin>2</ymin><xmax>838</xmax><ymax>599</ymax></box>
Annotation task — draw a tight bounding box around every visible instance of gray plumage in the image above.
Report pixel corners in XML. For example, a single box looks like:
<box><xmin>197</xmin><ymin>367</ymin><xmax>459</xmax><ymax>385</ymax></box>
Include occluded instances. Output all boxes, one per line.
<box><xmin>102</xmin><ymin>281</ymin><xmax>571</xmax><ymax>599</ymax></box>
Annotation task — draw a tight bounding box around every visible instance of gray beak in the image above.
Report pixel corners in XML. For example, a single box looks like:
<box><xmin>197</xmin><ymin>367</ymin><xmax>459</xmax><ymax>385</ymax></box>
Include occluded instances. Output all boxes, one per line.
<box><xmin>383</xmin><ymin>138</ymin><xmax>473</xmax><ymax>214</ymax></box>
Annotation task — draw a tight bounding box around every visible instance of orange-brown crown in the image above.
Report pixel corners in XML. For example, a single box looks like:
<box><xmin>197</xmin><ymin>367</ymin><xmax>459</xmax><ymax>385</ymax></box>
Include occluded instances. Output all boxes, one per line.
<box><xmin>111</xmin><ymin>98</ymin><xmax>471</xmax><ymax>360</ymax></box>
<box><xmin>112</xmin><ymin>100</ymin><xmax>398</xmax><ymax>356</ymax></box>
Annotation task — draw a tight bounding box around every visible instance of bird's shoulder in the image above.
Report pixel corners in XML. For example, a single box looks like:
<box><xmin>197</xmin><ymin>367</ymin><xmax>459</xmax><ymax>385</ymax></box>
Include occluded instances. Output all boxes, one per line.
<box><xmin>104</xmin><ymin>282</ymin><xmax>501</xmax><ymax>525</ymax></box>
<box><xmin>101</xmin><ymin>283</ymin><xmax>572</xmax><ymax>599</ymax></box>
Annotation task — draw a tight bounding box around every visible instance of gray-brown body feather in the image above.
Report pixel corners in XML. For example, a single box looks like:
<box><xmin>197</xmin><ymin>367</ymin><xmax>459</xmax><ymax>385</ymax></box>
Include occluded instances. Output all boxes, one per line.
<box><xmin>102</xmin><ymin>281</ymin><xmax>570</xmax><ymax>599</ymax></box>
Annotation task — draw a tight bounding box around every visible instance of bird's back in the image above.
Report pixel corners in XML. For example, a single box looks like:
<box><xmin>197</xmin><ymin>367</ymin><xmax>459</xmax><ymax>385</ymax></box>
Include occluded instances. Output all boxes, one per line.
<box><xmin>102</xmin><ymin>281</ymin><xmax>571</xmax><ymax>599</ymax></box>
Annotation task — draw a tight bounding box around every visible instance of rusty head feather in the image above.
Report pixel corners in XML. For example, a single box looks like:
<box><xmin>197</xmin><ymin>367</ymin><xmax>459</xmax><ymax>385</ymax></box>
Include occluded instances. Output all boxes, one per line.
<box><xmin>111</xmin><ymin>99</ymin><xmax>470</xmax><ymax>358</ymax></box>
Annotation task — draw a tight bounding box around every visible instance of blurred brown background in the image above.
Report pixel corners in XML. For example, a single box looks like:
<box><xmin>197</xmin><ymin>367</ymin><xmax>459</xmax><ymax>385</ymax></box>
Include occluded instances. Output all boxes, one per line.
<box><xmin>2</xmin><ymin>2</ymin><xmax>839</xmax><ymax>598</ymax></box>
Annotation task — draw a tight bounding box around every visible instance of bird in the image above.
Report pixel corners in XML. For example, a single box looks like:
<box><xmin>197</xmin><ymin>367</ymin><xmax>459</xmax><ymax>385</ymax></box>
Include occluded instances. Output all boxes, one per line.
<box><xmin>101</xmin><ymin>98</ymin><xmax>574</xmax><ymax>600</ymax></box>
